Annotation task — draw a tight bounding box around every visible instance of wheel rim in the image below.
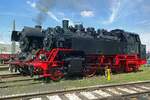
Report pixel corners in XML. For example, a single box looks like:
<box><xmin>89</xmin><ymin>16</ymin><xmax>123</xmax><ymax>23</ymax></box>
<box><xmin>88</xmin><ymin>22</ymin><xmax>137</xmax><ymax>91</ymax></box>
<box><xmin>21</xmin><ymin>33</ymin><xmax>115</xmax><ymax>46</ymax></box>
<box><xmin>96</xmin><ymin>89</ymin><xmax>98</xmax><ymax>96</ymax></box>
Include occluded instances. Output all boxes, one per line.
<box><xmin>83</xmin><ymin>66</ymin><xmax>96</xmax><ymax>77</ymax></box>
<box><xmin>50</xmin><ymin>69</ymin><xmax>64</xmax><ymax>81</ymax></box>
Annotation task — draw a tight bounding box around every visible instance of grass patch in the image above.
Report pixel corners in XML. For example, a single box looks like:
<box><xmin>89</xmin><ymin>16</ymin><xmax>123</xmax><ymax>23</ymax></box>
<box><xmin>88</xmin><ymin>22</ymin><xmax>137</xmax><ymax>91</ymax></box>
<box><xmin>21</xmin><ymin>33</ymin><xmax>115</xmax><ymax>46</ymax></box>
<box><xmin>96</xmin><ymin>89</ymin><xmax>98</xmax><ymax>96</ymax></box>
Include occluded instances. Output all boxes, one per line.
<box><xmin>51</xmin><ymin>66</ymin><xmax>150</xmax><ymax>89</ymax></box>
<box><xmin>1</xmin><ymin>66</ymin><xmax>150</xmax><ymax>96</ymax></box>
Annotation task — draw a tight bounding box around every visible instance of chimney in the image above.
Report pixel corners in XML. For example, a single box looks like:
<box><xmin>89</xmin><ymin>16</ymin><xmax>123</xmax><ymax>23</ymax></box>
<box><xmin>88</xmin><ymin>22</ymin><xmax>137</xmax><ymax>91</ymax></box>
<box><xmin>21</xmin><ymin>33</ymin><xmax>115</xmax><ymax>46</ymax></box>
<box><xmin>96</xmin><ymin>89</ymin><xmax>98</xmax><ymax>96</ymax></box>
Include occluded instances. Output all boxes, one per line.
<box><xmin>35</xmin><ymin>25</ymin><xmax>42</xmax><ymax>29</ymax></box>
<box><xmin>62</xmin><ymin>20</ymin><xmax>69</xmax><ymax>30</ymax></box>
<box><xmin>35</xmin><ymin>25</ymin><xmax>42</xmax><ymax>32</ymax></box>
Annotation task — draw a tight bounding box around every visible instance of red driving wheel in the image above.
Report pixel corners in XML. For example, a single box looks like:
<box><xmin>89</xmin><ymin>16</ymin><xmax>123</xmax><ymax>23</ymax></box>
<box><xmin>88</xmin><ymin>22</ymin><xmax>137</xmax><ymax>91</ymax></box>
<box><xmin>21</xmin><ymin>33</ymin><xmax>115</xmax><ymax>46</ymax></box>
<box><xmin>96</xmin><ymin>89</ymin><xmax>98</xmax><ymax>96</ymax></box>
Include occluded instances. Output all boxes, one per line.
<box><xmin>50</xmin><ymin>68</ymin><xmax>64</xmax><ymax>81</ymax></box>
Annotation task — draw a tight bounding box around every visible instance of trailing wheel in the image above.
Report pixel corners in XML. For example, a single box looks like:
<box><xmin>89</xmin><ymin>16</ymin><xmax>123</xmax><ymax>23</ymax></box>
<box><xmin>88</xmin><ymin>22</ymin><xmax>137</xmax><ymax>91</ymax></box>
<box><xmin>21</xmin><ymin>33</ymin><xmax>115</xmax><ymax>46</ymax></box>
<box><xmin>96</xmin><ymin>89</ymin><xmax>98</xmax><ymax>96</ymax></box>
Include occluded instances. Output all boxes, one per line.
<box><xmin>83</xmin><ymin>66</ymin><xmax>96</xmax><ymax>77</ymax></box>
<box><xmin>50</xmin><ymin>68</ymin><xmax>64</xmax><ymax>81</ymax></box>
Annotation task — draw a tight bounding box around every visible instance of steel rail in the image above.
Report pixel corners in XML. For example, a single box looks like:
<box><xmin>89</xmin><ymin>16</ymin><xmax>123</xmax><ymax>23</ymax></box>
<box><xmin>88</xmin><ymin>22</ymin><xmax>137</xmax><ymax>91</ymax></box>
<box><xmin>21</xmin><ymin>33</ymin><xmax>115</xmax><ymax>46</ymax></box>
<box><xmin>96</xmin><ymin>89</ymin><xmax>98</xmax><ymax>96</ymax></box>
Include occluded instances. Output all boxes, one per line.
<box><xmin>0</xmin><ymin>80</ymin><xmax>150</xmax><ymax>100</ymax></box>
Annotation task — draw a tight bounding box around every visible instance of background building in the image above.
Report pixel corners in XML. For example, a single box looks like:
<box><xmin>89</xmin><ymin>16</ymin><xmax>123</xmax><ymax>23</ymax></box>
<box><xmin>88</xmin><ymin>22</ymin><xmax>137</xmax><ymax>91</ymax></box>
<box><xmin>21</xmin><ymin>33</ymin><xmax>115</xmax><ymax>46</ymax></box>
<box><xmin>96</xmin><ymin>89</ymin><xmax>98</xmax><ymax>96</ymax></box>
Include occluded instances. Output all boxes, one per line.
<box><xmin>0</xmin><ymin>43</ymin><xmax>20</xmax><ymax>54</ymax></box>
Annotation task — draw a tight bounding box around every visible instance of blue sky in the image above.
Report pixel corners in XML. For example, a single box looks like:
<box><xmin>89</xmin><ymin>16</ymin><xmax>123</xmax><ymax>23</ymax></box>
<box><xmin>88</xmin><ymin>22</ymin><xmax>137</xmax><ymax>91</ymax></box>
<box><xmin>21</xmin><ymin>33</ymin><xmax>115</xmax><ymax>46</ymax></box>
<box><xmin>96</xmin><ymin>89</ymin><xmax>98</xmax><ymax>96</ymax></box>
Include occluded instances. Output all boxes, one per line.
<box><xmin>0</xmin><ymin>0</ymin><xmax>150</xmax><ymax>51</ymax></box>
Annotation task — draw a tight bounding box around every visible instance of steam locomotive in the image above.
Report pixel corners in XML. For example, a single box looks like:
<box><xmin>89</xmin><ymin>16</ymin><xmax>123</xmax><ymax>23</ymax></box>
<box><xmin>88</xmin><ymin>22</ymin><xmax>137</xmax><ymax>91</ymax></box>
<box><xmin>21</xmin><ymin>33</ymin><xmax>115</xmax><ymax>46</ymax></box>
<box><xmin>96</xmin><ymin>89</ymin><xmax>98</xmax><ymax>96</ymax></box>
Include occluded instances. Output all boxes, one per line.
<box><xmin>11</xmin><ymin>20</ymin><xmax>146</xmax><ymax>81</ymax></box>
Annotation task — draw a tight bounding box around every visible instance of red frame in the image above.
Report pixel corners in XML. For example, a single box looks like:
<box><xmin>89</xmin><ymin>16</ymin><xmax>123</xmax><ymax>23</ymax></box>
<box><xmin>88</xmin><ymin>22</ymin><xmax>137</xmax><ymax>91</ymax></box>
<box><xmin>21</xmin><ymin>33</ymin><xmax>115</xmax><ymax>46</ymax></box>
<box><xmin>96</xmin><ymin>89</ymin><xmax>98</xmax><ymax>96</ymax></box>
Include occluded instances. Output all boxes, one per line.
<box><xmin>29</xmin><ymin>48</ymin><xmax>73</xmax><ymax>78</ymax></box>
<box><xmin>11</xmin><ymin>48</ymin><xmax>147</xmax><ymax>80</ymax></box>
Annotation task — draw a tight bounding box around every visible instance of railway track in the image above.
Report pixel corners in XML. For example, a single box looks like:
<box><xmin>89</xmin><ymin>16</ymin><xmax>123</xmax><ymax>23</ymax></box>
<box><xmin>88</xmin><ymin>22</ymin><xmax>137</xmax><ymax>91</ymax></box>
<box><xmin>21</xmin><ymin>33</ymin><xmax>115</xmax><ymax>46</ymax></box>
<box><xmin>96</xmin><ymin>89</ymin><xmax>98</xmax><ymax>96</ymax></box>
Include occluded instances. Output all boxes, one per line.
<box><xmin>0</xmin><ymin>66</ymin><xmax>8</xmax><ymax>71</ymax></box>
<box><xmin>0</xmin><ymin>64</ymin><xmax>7</xmax><ymax>66</ymax></box>
<box><xmin>0</xmin><ymin>81</ymin><xmax>150</xmax><ymax>100</ymax></box>
<box><xmin>0</xmin><ymin>73</ymin><xmax>21</xmax><ymax>79</ymax></box>
<box><xmin>0</xmin><ymin>73</ymin><xmax>42</xmax><ymax>89</ymax></box>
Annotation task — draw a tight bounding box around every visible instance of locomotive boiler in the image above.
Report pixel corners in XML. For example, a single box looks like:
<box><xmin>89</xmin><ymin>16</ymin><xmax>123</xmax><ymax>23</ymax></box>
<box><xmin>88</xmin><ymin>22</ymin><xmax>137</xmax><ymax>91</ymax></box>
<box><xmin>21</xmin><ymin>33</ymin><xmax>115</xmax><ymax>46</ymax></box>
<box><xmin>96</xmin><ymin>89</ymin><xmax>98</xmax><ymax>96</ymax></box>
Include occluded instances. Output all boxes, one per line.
<box><xmin>43</xmin><ymin>20</ymin><xmax>146</xmax><ymax>58</ymax></box>
<box><xmin>10</xmin><ymin>20</ymin><xmax>146</xmax><ymax>81</ymax></box>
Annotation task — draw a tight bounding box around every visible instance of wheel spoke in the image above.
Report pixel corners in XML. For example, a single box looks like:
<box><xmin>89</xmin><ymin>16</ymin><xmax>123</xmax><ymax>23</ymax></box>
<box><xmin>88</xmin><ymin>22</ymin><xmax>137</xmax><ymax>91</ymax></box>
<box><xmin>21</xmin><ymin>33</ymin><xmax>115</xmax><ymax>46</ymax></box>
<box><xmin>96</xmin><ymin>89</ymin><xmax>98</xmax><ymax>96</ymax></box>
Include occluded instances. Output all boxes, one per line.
<box><xmin>50</xmin><ymin>68</ymin><xmax>64</xmax><ymax>81</ymax></box>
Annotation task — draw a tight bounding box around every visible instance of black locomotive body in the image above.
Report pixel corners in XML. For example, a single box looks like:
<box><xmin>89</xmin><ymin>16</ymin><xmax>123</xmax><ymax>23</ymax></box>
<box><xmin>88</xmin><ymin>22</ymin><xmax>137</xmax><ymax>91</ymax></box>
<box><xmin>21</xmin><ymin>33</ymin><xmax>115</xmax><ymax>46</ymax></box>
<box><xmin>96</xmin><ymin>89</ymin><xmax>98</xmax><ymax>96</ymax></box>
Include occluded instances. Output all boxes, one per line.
<box><xmin>43</xmin><ymin>20</ymin><xmax>146</xmax><ymax>59</ymax></box>
<box><xmin>10</xmin><ymin>20</ymin><xmax>146</xmax><ymax>81</ymax></box>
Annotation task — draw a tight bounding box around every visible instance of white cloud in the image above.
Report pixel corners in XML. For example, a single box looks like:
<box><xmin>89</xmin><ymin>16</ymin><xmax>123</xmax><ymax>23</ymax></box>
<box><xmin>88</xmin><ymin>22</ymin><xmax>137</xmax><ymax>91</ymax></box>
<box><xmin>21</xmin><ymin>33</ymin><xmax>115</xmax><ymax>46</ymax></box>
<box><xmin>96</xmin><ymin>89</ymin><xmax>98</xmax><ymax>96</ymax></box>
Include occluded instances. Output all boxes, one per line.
<box><xmin>80</xmin><ymin>10</ymin><xmax>94</xmax><ymax>17</ymax></box>
<box><xmin>47</xmin><ymin>11</ymin><xmax>60</xmax><ymax>22</ymax></box>
<box><xmin>26</xmin><ymin>1</ymin><xmax>36</xmax><ymax>8</ymax></box>
<box><xmin>26</xmin><ymin>0</ymin><xmax>59</xmax><ymax>22</ymax></box>
<box><xmin>103</xmin><ymin>0</ymin><xmax>121</xmax><ymax>24</ymax></box>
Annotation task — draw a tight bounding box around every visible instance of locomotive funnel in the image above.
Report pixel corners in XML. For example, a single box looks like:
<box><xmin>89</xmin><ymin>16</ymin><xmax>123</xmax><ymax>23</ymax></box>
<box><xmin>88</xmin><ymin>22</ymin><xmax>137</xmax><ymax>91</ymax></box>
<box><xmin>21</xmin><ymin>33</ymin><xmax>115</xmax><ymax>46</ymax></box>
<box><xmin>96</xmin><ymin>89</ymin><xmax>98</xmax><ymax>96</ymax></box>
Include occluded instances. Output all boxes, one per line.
<box><xmin>62</xmin><ymin>20</ymin><xmax>69</xmax><ymax>30</ymax></box>
<box><xmin>35</xmin><ymin>25</ymin><xmax>42</xmax><ymax>29</ymax></box>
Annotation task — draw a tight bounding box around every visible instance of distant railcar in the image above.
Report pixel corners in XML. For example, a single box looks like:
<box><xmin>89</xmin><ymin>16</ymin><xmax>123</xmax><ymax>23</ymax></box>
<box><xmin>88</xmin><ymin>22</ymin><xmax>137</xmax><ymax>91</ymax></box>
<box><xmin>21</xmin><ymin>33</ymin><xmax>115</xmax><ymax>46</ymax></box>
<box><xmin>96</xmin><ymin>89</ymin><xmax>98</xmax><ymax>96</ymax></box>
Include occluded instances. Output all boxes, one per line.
<box><xmin>0</xmin><ymin>54</ymin><xmax>16</xmax><ymax>64</ymax></box>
